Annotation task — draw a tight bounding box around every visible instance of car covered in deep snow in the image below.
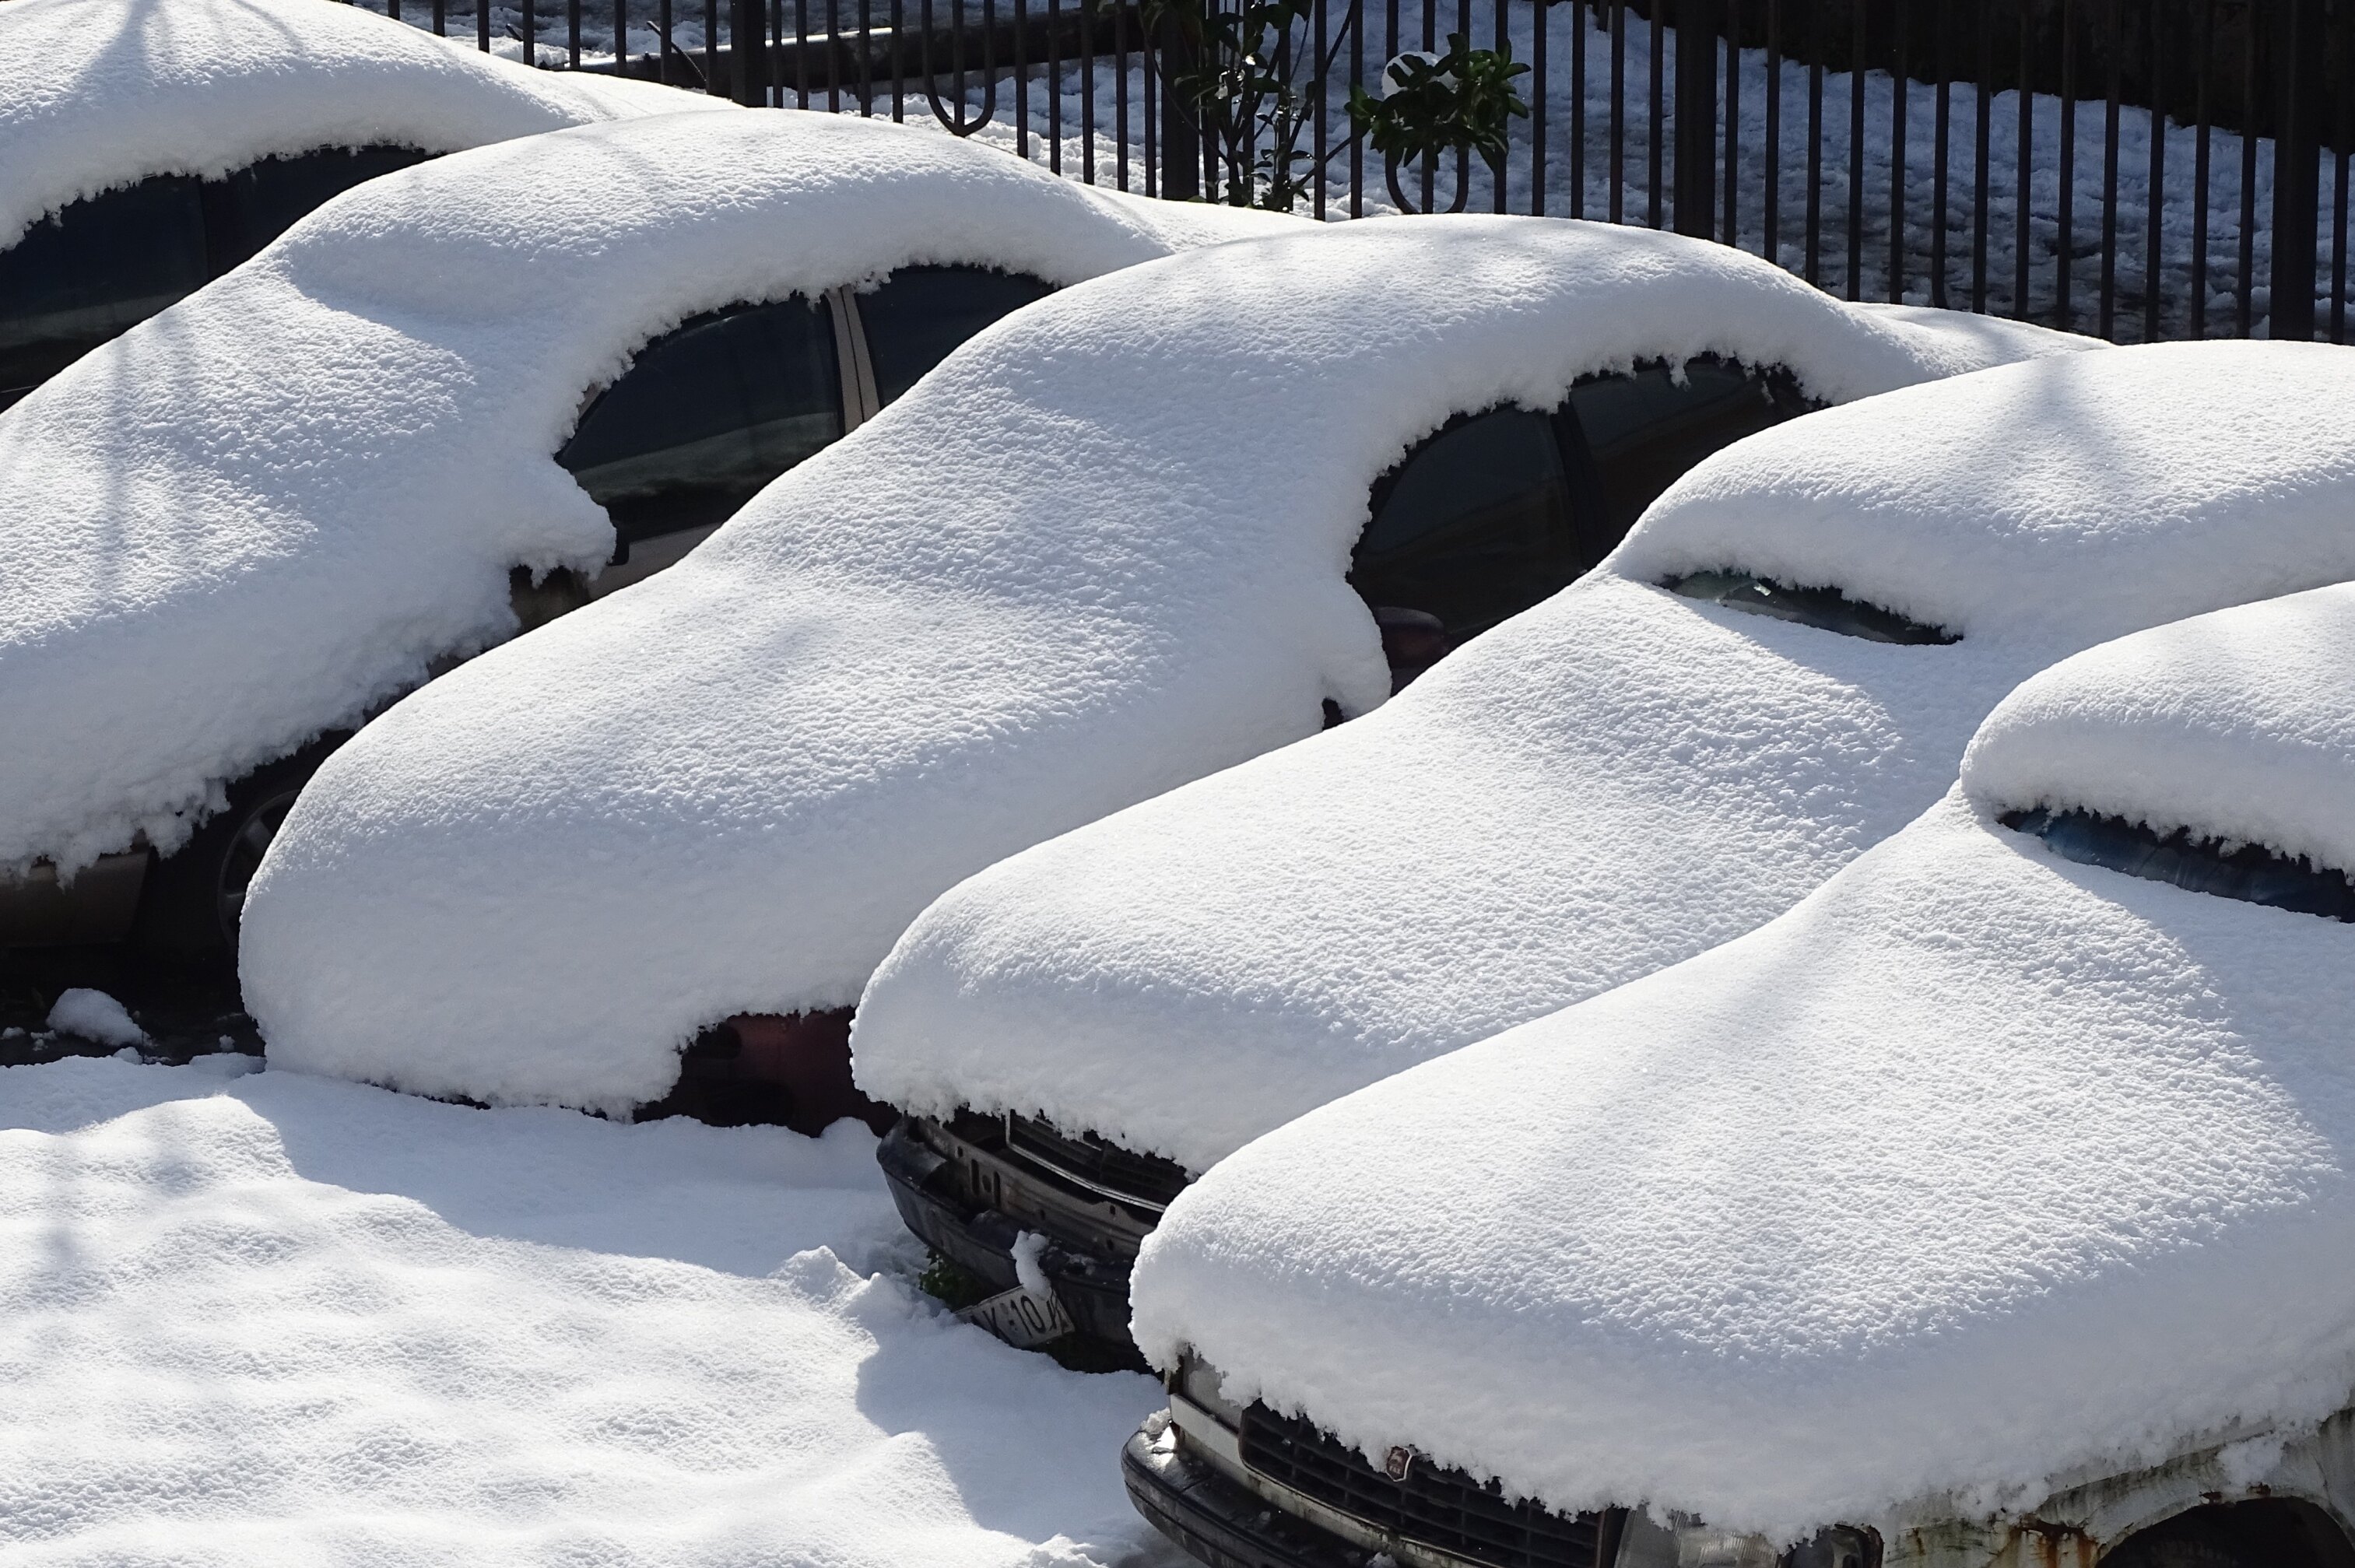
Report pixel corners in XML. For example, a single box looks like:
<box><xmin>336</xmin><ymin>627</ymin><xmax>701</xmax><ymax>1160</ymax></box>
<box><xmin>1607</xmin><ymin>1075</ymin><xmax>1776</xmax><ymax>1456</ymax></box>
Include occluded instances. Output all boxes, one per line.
<box><xmin>1121</xmin><ymin>577</ymin><xmax>2355</xmax><ymax>1568</ymax></box>
<box><xmin>0</xmin><ymin>0</ymin><xmax>711</xmax><ymax>410</ymax></box>
<box><xmin>233</xmin><ymin>213</ymin><xmax>2087</xmax><ymax>1133</ymax></box>
<box><xmin>0</xmin><ymin>108</ymin><xmax>1291</xmax><ymax>971</ymax></box>
<box><xmin>847</xmin><ymin>338</ymin><xmax>2355</xmax><ymax>1356</ymax></box>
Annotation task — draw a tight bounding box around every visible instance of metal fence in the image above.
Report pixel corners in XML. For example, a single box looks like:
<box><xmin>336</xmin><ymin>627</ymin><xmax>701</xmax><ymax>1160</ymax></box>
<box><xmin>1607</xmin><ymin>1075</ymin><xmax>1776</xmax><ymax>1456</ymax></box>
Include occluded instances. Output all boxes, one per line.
<box><xmin>376</xmin><ymin>0</ymin><xmax>2354</xmax><ymax>342</ymax></box>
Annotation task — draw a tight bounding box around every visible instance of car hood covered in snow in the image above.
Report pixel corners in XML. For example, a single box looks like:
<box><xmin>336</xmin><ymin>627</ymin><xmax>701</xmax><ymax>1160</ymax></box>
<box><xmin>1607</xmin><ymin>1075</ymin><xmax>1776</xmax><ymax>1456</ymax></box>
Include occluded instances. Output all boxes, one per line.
<box><xmin>0</xmin><ymin>108</ymin><xmax>1293</xmax><ymax>878</ymax></box>
<box><xmin>1128</xmin><ymin>580</ymin><xmax>2355</xmax><ymax>1545</ymax></box>
<box><xmin>240</xmin><ymin>213</ymin><xmax>2085</xmax><ymax>1117</ymax></box>
<box><xmin>851</xmin><ymin>339</ymin><xmax>2355</xmax><ymax>1176</ymax></box>
<box><xmin>0</xmin><ymin>0</ymin><xmax>712</xmax><ymax>254</ymax></box>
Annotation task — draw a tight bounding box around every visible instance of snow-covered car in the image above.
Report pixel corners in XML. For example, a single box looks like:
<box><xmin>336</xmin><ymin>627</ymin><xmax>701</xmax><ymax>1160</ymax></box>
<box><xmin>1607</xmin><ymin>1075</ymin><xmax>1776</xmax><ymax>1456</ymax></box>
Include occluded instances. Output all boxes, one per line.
<box><xmin>848</xmin><ymin>337</ymin><xmax>2355</xmax><ymax>1356</ymax></box>
<box><xmin>1121</xmin><ymin>577</ymin><xmax>2355</xmax><ymax>1568</ymax></box>
<box><xmin>0</xmin><ymin>0</ymin><xmax>708</xmax><ymax>410</ymax></box>
<box><xmin>235</xmin><ymin>214</ymin><xmax>2087</xmax><ymax>1133</ymax></box>
<box><xmin>0</xmin><ymin>108</ymin><xmax>1290</xmax><ymax>967</ymax></box>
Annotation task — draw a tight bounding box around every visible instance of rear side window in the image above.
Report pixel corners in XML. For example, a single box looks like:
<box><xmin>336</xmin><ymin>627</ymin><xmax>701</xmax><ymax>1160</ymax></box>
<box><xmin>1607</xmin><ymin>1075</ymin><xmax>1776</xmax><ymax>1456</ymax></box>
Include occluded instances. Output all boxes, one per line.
<box><xmin>2005</xmin><ymin>806</ymin><xmax>2355</xmax><ymax>922</ymax></box>
<box><xmin>0</xmin><ymin>176</ymin><xmax>209</xmax><ymax>408</ymax></box>
<box><xmin>210</xmin><ymin>145</ymin><xmax>432</xmax><ymax>272</ymax></box>
<box><xmin>857</xmin><ymin>265</ymin><xmax>1057</xmax><ymax>407</ymax></box>
<box><xmin>1353</xmin><ymin>405</ymin><xmax>1588</xmax><ymax>651</ymax></box>
<box><xmin>557</xmin><ymin>298</ymin><xmax>845</xmax><ymax>553</ymax></box>
<box><xmin>1572</xmin><ymin>358</ymin><xmax>1810</xmax><ymax>538</ymax></box>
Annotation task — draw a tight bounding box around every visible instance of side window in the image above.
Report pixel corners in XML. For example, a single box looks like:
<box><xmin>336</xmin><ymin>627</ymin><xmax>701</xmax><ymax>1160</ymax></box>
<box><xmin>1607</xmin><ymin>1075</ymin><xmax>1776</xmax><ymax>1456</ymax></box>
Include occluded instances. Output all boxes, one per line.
<box><xmin>0</xmin><ymin>176</ymin><xmax>209</xmax><ymax>409</ymax></box>
<box><xmin>556</xmin><ymin>298</ymin><xmax>845</xmax><ymax>553</ymax></box>
<box><xmin>1571</xmin><ymin>358</ymin><xmax>1809</xmax><ymax>538</ymax></box>
<box><xmin>856</xmin><ymin>265</ymin><xmax>1057</xmax><ymax>407</ymax></box>
<box><xmin>1350</xmin><ymin>405</ymin><xmax>1589</xmax><ymax>685</ymax></box>
<box><xmin>209</xmin><ymin>145</ymin><xmax>432</xmax><ymax>272</ymax></box>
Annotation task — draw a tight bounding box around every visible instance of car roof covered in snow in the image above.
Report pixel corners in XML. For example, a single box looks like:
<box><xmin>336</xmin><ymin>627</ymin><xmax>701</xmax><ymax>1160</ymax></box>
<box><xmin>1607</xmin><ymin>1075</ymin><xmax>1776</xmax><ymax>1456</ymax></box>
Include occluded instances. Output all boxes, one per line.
<box><xmin>0</xmin><ymin>107</ymin><xmax>1297</xmax><ymax>878</ymax></box>
<box><xmin>236</xmin><ymin>212</ymin><xmax>2091</xmax><ymax>1117</ymax></box>
<box><xmin>0</xmin><ymin>0</ymin><xmax>717</xmax><ymax>253</ymax></box>
<box><xmin>848</xmin><ymin>339</ymin><xmax>2355</xmax><ymax>1175</ymax></box>
<box><xmin>1128</xmin><ymin>579</ymin><xmax>2355</xmax><ymax>1545</ymax></box>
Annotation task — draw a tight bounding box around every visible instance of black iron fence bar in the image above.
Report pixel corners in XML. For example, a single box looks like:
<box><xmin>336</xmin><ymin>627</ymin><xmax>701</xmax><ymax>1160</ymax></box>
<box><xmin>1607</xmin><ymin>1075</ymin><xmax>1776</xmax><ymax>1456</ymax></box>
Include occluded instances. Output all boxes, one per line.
<box><xmin>1887</xmin><ymin>0</ymin><xmax>1904</xmax><ymax>303</ymax></box>
<box><xmin>473</xmin><ymin>0</ymin><xmax>2352</xmax><ymax>346</ymax></box>
<box><xmin>1971</xmin><ymin>1</ymin><xmax>1989</xmax><ymax>312</ymax></box>
<box><xmin>1929</xmin><ymin>5</ymin><xmax>1948</xmax><ymax>307</ymax></box>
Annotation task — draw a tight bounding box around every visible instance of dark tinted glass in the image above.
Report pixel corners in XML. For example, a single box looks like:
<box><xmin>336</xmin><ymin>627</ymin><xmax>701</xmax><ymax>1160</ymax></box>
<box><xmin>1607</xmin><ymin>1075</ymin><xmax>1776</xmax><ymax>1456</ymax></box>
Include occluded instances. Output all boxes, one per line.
<box><xmin>0</xmin><ymin>176</ymin><xmax>208</xmax><ymax>407</ymax></box>
<box><xmin>557</xmin><ymin>298</ymin><xmax>844</xmax><ymax>550</ymax></box>
<box><xmin>1352</xmin><ymin>405</ymin><xmax>1586</xmax><ymax>649</ymax></box>
<box><xmin>858</xmin><ymin>265</ymin><xmax>1056</xmax><ymax>406</ymax></box>
<box><xmin>1571</xmin><ymin>358</ymin><xmax>1807</xmax><ymax>537</ymax></box>
<box><xmin>1665</xmin><ymin>570</ymin><xmax>1960</xmax><ymax>644</ymax></box>
<box><xmin>212</xmin><ymin>144</ymin><xmax>431</xmax><ymax>272</ymax></box>
<box><xmin>2005</xmin><ymin>807</ymin><xmax>2355</xmax><ymax>922</ymax></box>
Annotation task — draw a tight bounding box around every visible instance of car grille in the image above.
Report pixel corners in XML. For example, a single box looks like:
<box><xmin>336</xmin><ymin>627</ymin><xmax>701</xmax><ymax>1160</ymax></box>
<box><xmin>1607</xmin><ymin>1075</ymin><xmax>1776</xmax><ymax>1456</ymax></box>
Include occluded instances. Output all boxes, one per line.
<box><xmin>1003</xmin><ymin>1113</ymin><xmax>1192</xmax><ymax>1209</ymax></box>
<box><xmin>1238</xmin><ymin>1405</ymin><xmax>1604</xmax><ymax>1568</ymax></box>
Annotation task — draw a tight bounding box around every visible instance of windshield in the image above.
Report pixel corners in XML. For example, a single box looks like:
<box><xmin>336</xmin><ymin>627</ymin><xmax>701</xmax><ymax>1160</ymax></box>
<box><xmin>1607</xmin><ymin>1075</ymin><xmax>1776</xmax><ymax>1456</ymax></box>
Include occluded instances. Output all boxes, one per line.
<box><xmin>2004</xmin><ymin>807</ymin><xmax>2355</xmax><ymax>921</ymax></box>
<box><xmin>1665</xmin><ymin>570</ymin><xmax>1958</xmax><ymax>645</ymax></box>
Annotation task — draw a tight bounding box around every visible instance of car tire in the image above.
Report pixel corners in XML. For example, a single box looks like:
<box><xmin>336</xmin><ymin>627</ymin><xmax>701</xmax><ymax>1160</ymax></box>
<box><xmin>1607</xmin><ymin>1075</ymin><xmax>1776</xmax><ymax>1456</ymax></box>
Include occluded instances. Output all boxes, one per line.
<box><xmin>132</xmin><ymin>741</ymin><xmax>341</xmax><ymax>963</ymax></box>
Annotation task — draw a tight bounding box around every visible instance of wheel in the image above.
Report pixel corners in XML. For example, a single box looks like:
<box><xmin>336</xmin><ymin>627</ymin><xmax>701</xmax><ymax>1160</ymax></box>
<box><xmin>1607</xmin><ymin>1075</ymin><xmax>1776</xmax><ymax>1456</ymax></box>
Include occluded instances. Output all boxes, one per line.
<box><xmin>132</xmin><ymin>741</ymin><xmax>342</xmax><ymax>962</ymax></box>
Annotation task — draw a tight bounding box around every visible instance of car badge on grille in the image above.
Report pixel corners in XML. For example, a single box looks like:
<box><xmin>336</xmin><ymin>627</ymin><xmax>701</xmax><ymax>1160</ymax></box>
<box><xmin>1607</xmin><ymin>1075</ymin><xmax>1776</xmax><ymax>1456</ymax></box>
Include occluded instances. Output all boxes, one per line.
<box><xmin>1383</xmin><ymin>1446</ymin><xmax>1415</xmax><ymax>1483</ymax></box>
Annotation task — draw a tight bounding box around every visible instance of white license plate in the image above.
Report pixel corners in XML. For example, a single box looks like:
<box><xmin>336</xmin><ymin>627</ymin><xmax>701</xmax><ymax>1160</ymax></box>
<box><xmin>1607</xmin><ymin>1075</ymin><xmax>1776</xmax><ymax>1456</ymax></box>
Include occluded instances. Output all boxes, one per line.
<box><xmin>957</xmin><ymin>1284</ymin><xmax>1075</xmax><ymax>1349</ymax></box>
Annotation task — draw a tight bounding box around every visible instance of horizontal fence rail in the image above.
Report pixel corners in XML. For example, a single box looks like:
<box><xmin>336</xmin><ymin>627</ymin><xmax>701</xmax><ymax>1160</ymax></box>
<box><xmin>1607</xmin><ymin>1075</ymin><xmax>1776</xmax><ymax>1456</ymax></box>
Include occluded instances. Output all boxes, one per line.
<box><xmin>353</xmin><ymin>0</ymin><xmax>2353</xmax><ymax>342</ymax></box>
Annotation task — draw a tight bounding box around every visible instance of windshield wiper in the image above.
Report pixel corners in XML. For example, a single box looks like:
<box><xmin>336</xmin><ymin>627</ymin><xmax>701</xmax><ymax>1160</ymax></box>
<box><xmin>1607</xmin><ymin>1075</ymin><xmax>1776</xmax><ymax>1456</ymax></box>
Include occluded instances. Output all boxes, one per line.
<box><xmin>1665</xmin><ymin>570</ymin><xmax>1959</xmax><ymax>645</ymax></box>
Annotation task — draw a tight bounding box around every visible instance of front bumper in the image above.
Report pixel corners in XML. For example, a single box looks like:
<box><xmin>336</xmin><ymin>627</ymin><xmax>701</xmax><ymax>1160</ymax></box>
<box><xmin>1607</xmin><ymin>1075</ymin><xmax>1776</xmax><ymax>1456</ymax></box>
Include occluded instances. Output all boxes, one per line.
<box><xmin>876</xmin><ymin>1116</ymin><xmax>1142</xmax><ymax>1354</ymax></box>
<box><xmin>1125</xmin><ymin>1419</ymin><xmax>1375</xmax><ymax>1568</ymax></box>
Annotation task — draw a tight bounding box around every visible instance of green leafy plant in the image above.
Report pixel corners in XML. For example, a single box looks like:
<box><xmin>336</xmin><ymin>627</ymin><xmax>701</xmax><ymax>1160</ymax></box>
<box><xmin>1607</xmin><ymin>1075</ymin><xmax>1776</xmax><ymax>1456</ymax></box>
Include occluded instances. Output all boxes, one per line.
<box><xmin>1144</xmin><ymin>0</ymin><xmax>1358</xmax><ymax>211</ymax></box>
<box><xmin>1345</xmin><ymin>31</ymin><xmax>1530</xmax><ymax>212</ymax></box>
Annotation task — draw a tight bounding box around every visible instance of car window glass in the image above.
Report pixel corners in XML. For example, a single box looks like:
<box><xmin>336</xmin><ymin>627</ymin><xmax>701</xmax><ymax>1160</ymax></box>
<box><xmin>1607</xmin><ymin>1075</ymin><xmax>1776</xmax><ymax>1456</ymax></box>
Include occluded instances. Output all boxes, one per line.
<box><xmin>0</xmin><ymin>176</ymin><xmax>209</xmax><ymax>409</ymax></box>
<box><xmin>857</xmin><ymin>265</ymin><xmax>1057</xmax><ymax>406</ymax></box>
<box><xmin>212</xmin><ymin>145</ymin><xmax>432</xmax><ymax>272</ymax></box>
<box><xmin>557</xmin><ymin>298</ymin><xmax>844</xmax><ymax>553</ymax></box>
<box><xmin>1665</xmin><ymin>570</ymin><xmax>1959</xmax><ymax>644</ymax></box>
<box><xmin>1351</xmin><ymin>405</ymin><xmax>1588</xmax><ymax>664</ymax></box>
<box><xmin>1572</xmin><ymin>358</ymin><xmax>1806</xmax><ymax>538</ymax></box>
<box><xmin>2005</xmin><ymin>807</ymin><xmax>2355</xmax><ymax>921</ymax></box>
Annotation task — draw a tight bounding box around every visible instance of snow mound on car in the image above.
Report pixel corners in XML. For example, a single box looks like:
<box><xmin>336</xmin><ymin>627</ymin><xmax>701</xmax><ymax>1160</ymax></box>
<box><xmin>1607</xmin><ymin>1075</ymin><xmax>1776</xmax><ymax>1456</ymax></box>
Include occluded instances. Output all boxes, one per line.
<box><xmin>0</xmin><ymin>107</ymin><xmax>1293</xmax><ymax>878</ymax></box>
<box><xmin>1131</xmin><ymin>584</ymin><xmax>2355</xmax><ymax>1541</ymax></box>
<box><xmin>0</xmin><ymin>0</ymin><xmax>716</xmax><ymax>252</ymax></box>
<box><xmin>240</xmin><ymin>213</ymin><xmax>2088</xmax><ymax>1117</ymax></box>
<box><xmin>0</xmin><ymin>1054</ymin><xmax>1166</xmax><ymax>1565</ymax></box>
<box><xmin>1965</xmin><ymin>581</ymin><xmax>2355</xmax><ymax>882</ymax></box>
<box><xmin>851</xmin><ymin>340</ymin><xmax>2355</xmax><ymax>1175</ymax></box>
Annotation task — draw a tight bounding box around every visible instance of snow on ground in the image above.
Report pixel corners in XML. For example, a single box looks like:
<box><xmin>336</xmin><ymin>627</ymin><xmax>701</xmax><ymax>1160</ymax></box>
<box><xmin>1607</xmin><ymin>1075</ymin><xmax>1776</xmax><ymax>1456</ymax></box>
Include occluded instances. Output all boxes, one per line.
<box><xmin>0</xmin><ymin>0</ymin><xmax>717</xmax><ymax>252</ymax></box>
<box><xmin>239</xmin><ymin>214</ymin><xmax>2083</xmax><ymax>1120</ymax></box>
<box><xmin>350</xmin><ymin>0</ymin><xmax>2348</xmax><ymax>338</ymax></box>
<box><xmin>851</xmin><ymin>338</ymin><xmax>2355</xmax><ymax>1175</ymax></box>
<box><xmin>1130</xmin><ymin>581</ymin><xmax>2355</xmax><ymax>1544</ymax></box>
<box><xmin>0</xmin><ymin>1053</ymin><xmax>1170</xmax><ymax>1566</ymax></box>
<box><xmin>44</xmin><ymin>987</ymin><xmax>147</xmax><ymax>1050</ymax></box>
<box><xmin>0</xmin><ymin>107</ymin><xmax>1291</xmax><ymax>881</ymax></box>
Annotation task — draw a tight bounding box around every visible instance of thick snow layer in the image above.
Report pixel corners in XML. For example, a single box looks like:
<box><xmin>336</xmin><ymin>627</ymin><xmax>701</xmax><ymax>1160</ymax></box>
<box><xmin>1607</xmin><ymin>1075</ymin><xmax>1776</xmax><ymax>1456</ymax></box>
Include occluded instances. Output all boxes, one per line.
<box><xmin>1131</xmin><ymin>586</ymin><xmax>2355</xmax><ymax>1538</ymax></box>
<box><xmin>240</xmin><ymin>214</ymin><xmax>2086</xmax><ymax>1117</ymax></box>
<box><xmin>0</xmin><ymin>0</ymin><xmax>717</xmax><ymax>253</ymax></box>
<box><xmin>0</xmin><ymin>108</ymin><xmax>1293</xmax><ymax>879</ymax></box>
<box><xmin>45</xmin><ymin>987</ymin><xmax>147</xmax><ymax>1049</ymax></box>
<box><xmin>1965</xmin><ymin>584</ymin><xmax>2355</xmax><ymax>885</ymax></box>
<box><xmin>0</xmin><ymin>1054</ymin><xmax>1167</xmax><ymax>1565</ymax></box>
<box><xmin>851</xmin><ymin>338</ymin><xmax>2355</xmax><ymax>1175</ymax></box>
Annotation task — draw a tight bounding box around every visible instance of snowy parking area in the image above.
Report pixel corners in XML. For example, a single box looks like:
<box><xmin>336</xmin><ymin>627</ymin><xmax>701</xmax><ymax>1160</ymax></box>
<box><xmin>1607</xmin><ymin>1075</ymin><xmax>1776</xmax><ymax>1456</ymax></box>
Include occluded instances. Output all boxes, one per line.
<box><xmin>0</xmin><ymin>1054</ymin><xmax>1168</xmax><ymax>1566</ymax></box>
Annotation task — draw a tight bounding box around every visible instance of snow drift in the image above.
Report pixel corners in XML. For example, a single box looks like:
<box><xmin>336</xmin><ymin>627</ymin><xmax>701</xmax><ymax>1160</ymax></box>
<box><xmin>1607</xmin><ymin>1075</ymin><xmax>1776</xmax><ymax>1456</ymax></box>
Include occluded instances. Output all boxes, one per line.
<box><xmin>0</xmin><ymin>1054</ymin><xmax>1167</xmax><ymax>1565</ymax></box>
<box><xmin>0</xmin><ymin>0</ymin><xmax>712</xmax><ymax>254</ymax></box>
<box><xmin>240</xmin><ymin>214</ymin><xmax>2087</xmax><ymax>1117</ymax></box>
<box><xmin>0</xmin><ymin>107</ymin><xmax>1293</xmax><ymax>879</ymax></box>
<box><xmin>851</xmin><ymin>339</ymin><xmax>2355</xmax><ymax>1176</ymax></box>
<box><xmin>1128</xmin><ymin>581</ymin><xmax>2355</xmax><ymax>1543</ymax></box>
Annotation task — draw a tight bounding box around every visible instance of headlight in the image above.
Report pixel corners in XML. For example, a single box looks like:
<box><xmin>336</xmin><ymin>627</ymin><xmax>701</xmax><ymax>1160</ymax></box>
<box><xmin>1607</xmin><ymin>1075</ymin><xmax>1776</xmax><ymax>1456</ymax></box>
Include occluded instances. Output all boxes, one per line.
<box><xmin>1173</xmin><ymin>1352</ymin><xmax>1245</xmax><ymax>1428</ymax></box>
